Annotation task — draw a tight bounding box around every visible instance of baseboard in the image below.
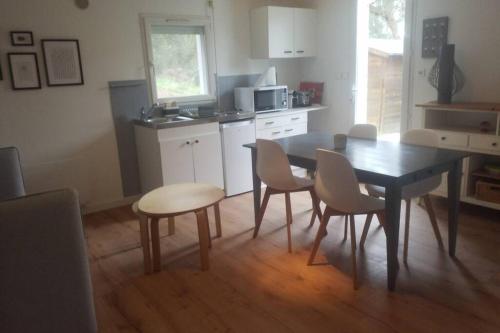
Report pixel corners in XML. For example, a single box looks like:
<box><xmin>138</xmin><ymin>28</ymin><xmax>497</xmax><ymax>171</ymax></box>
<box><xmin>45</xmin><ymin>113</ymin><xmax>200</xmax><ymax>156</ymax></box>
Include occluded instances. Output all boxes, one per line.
<box><xmin>81</xmin><ymin>194</ymin><xmax>141</xmax><ymax>215</ymax></box>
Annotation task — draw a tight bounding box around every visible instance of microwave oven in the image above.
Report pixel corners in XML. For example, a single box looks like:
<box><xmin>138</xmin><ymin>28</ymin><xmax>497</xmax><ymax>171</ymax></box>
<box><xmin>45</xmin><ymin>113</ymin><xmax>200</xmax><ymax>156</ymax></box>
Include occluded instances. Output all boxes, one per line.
<box><xmin>234</xmin><ymin>85</ymin><xmax>288</xmax><ymax>113</ymax></box>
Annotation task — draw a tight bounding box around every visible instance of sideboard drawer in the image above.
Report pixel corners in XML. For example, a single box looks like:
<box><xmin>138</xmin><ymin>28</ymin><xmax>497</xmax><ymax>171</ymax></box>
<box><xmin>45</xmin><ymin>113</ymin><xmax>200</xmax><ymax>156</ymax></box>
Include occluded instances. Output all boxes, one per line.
<box><xmin>282</xmin><ymin>123</ymin><xmax>307</xmax><ymax>138</ymax></box>
<box><xmin>256</xmin><ymin>128</ymin><xmax>285</xmax><ymax>140</ymax></box>
<box><xmin>436</xmin><ymin>131</ymin><xmax>469</xmax><ymax>149</ymax></box>
<box><xmin>286</xmin><ymin>112</ymin><xmax>308</xmax><ymax>125</ymax></box>
<box><xmin>469</xmin><ymin>135</ymin><xmax>500</xmax><ymax>153</ymax></box>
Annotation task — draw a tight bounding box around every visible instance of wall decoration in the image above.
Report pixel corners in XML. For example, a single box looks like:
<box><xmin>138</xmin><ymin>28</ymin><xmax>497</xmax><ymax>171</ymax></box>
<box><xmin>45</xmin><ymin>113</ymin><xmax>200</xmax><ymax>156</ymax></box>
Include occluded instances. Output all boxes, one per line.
<box><xmin>41</xmin><ymin>39</ymin><xmax>84</xmax><ymax>86</ymax></box>
<box><xmin>10</xmin><ymin>31</ymin><xmax>34</xmax><ymax>46</ymax></box>
<box><xmin>428</xmin><ymin>44</ymin><xmax>465</xmax><ymax>104</ymax></box>
<box><xmin>7</xmin><ymin>53</ymin><xmax>41</xmax><ymax>90</ymax></box>
<box><xmin>422</xmin><ymin>17</ymin><xmax>449</xmax><ymax>58</ymax></box>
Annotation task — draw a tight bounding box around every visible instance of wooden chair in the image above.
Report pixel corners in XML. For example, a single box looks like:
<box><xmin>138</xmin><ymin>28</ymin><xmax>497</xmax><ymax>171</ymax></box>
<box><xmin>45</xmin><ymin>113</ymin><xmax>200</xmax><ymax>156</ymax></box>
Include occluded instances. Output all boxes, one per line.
<box><xmin>254</xmin><ymin>139</ymin><xmax>322</xmax><ymax>253</ymax></box>
<box><xmin>308</xmin><ymin>149</ymin><xmax>385</xmax><ymax>289</ymax></box>
<box><xmin>0</xmin><ymin>147</ymin><xmax>25</xmax><ymax>201</ymax></box>
<box><xmin>348</xmin><ymin>124</ymin><xmax>378</xmax><ymax>141</ymax></box>
<box><xmin>362</xmin><ymin>129</ymin><xmax>444</xmax><ymax>262</ymax></box>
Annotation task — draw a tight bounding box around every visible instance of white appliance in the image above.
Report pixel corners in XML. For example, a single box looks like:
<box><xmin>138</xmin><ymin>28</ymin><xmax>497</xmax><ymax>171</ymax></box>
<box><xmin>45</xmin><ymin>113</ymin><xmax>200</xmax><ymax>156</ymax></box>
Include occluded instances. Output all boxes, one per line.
<box><xmin>220</xmin><ymin>119</ymin><xmax>256</xmax><ymax>196</ymax></box>
<box><xmin>234</xmin><ymin>85</ymin><xmax>288</xmax><ymax>113</ymax></box>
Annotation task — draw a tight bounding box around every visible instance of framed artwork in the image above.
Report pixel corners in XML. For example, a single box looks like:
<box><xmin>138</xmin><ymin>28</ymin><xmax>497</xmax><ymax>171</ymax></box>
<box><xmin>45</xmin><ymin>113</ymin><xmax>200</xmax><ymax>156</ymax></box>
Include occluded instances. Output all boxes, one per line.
<box><xmin>422</xmin><ymin>17</ymin><xmax>449</xmax><ymax>58</ymax></box>
<box><xmin>10</xmin><ymin>31</ymin><xmax>34</xmax><ymax>46</ymax></box>
<box><xmin>41</xmin><ymin>39</ymin><xmax>84</xmax><ymax>86</ymax></box>
<box><xmin>7</xmin><ymin>53</ymin><xmax>41</xmax><ymax>90</ymax></box>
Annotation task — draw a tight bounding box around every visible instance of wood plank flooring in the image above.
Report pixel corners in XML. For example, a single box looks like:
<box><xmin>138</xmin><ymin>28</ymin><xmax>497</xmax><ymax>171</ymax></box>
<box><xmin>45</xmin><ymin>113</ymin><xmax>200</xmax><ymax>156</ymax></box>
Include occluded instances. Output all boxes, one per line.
<box><xmin>84</xmin><ymin>192</ymin><xmax>500</xmax><ymax>332</ymax></box>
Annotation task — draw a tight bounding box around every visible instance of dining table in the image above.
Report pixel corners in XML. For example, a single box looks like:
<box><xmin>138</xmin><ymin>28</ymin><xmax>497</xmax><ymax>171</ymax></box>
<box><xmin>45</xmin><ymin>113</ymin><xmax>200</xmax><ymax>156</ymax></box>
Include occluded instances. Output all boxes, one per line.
<box><xmin>244</xmin><ymin>132</ymin><xmax>470</xmax><ymax>291</ymax></box>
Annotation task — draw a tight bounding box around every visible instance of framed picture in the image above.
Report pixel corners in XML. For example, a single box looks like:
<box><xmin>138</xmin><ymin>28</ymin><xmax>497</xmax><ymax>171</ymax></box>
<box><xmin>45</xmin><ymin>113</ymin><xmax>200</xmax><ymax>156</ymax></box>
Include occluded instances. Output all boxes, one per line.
<box><xmin>41</xmin><ymin>39</ymin><xmax>84</xmax><ymax>86</ymax></box>
<box><xmin>10</xmin><ymin>31</ymin><xmax>34</xmax><ymax>46</ymax></box>
<box><xmin>7</xmin><ymin>53</ymin><xmax>41</xmax><ymax>90</ymax></box>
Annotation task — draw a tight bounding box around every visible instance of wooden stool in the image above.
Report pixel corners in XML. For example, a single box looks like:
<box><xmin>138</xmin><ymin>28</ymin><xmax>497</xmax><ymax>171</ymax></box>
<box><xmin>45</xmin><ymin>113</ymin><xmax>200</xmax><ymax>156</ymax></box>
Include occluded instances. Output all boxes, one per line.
<box><xmin>136</xmin><ymin>183</ymin><xmax>224</xmax><ymax>273</ymax></box>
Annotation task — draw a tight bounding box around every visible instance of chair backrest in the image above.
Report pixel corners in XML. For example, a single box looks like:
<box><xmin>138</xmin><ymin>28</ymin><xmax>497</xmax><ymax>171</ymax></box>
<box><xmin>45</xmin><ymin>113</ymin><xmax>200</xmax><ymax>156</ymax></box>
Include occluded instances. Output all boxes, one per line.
<box><xmin>0</xmin><ymin>189</ymin><xmax>97</xmax><ymax>333</ymax></box>
<box><xmin>256</xmin><ymin>139</ymin><xmax>297</xmax><ymax>191</ymax></box>
<box><xmin>401</xmin><ymin>129</ymin><xmax>439</xmax><ymax>147</ymax></box>
<box><xmin>315</xmin><ymin>149</ymin><xmax>362</xmax><ymax>213</ymax></box>
<box><xmin>348</xmin><ymin>124</ymin><xmax>378</xmax><ymax>140</ymax></box>
<box><xmin>0</xmin><ymin>147</ymin><xmax>25</xmax><ymax>201</ymax></box>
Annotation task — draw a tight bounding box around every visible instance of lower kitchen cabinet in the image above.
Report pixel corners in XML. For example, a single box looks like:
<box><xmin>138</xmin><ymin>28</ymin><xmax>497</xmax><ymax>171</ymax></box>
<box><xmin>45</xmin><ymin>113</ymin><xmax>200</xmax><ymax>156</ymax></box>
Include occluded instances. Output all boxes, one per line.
<box><xmin>135</xmin><ymin>122</ymin><xmax>224</xmax><ymax>193</ymax></box>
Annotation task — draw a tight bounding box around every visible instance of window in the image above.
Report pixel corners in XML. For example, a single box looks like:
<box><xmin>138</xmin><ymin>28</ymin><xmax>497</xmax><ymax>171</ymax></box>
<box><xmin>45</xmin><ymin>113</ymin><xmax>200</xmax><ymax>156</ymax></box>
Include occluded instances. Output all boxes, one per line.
<box><xmin>143</xmin><ymin>16</ymin><xmax>215</xmax><ymax>103</ymax></box>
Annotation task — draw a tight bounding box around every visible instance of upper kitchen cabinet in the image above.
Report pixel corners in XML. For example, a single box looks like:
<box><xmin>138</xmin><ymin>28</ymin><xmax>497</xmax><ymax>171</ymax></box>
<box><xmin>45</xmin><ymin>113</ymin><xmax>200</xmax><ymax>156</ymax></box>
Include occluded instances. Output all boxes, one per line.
<box><xmin>251</xmin><ymin>6</ymin><xmax>317</xmax><ymax>59</ymax></box>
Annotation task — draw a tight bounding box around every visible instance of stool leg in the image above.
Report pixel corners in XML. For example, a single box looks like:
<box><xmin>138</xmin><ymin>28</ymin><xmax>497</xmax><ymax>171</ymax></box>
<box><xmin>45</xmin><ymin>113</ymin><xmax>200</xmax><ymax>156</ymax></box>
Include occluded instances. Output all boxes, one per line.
<box><xmin>167</xmin><ymin>217</ymin><xmax>175</xmax><ymax>236</ymax></box>
<box><xmin>195</xmin><ymin>209</ymin><xmax>210</xmax><ymax>271</ymax></box>
<box><xmin>150</xmin><ymin>217</ymin><xmax>161</xmax><ymax>272</ymax></box>
<box><xmin>138</xmin><ymin>214</ymin><xmax>152</xmax><ymax>274</ymax></box>
<box><xmin>214</xmin><ymin>203</ymin><xmax>222</xmax><ymax>237</ymax></box>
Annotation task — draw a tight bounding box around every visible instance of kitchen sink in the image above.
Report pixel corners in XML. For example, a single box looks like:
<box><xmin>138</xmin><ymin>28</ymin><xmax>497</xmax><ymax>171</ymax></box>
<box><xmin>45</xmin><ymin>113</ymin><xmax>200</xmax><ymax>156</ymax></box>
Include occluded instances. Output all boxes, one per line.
<box><xmin>144</xmin><ymin>115</ymin><xmax>193</xmax><ymax>124</ymax></box>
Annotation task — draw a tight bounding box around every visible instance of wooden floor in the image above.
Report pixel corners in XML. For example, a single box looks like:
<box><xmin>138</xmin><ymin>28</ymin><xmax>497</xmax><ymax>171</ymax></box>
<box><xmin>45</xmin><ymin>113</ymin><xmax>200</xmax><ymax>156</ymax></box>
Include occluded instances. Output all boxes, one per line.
<box><xmin>85</xmin><ymin>191</ymin><xmax>500</xmax><ymax>332</ymax></box>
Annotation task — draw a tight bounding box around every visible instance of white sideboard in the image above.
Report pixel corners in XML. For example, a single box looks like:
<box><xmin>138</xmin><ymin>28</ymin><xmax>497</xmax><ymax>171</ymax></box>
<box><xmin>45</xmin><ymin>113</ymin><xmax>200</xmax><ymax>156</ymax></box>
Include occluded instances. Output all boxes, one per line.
<box><xmin>418</xmin><ymin>102</ymin><xmax>500</xmax><ymax>210</ymax></box>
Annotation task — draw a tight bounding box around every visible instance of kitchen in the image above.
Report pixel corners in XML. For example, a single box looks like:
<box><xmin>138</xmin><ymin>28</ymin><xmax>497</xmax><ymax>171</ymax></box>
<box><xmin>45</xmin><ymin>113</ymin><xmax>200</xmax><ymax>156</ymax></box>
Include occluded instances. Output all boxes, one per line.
<box><xmin>1</xmin><ymin>1</ymin><xmax>500</xmax><ymax>332</ymax></box>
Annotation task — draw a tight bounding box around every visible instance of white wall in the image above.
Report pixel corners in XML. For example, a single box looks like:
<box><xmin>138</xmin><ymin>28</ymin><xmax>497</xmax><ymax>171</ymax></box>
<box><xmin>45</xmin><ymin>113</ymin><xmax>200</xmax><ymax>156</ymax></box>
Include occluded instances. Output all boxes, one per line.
<box><xmin>0</xmin><ymin>0</ymin><xmax>311</xmax><ymax>212</ymax></box>
<box><xmin>409</xmin><ymin>0</ymin><xmax>500</xmax><ymax>128</ymax></box>
<box><xmin>300</xmin><ymin>0</ymin><xmax>357</xmax><ymax>134</ymax></box>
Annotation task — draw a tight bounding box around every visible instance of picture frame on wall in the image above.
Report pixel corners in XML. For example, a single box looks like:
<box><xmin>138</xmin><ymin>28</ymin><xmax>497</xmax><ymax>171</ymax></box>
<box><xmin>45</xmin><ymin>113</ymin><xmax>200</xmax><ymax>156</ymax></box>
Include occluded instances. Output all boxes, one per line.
<box><xmin>7</xmin><ymin>53</ymin><xmax>41</xmax><ymax>90</ymax></box>
<box><xmin>41</xmin><ymin>39</ymin><xmax>84</xmax><ymax>86</ymax></box>
<box><xmin>10</xmin><ymin>31</ymin><xmax>34</xmax><ymax>46</ymax></box>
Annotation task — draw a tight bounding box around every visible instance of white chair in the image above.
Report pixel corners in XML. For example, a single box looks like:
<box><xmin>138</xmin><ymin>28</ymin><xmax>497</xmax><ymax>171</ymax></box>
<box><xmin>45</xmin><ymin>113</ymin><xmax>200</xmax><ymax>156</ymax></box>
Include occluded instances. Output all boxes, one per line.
<box><xmin>348</xmin><ymin>124</ymin><xmax>378</xmax><ymax>140</ymax></box>
<box><xmin>362</xmin><ymin>129</ymin><xmax>444</xmax><ymax>262</ymax></box>
<box><xmin>254</xmin><ymin>139</ymin><xmax>322</xmax><ymax>253</ymax></box>
<box><xmin>308</xmin><ymin>149</ymin><xmax>386</xmax><ymax>289</ymax></box>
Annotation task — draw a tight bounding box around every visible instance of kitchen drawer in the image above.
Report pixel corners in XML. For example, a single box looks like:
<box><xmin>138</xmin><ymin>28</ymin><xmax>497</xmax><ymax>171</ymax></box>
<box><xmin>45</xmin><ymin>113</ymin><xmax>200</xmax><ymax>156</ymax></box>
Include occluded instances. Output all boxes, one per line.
<box><xmin>256</xmin><ymin>117</ymin><xmax>287</xmax><ymax>130</ymax></box>
<box><xmin>257</xmin><ymin>127</ymin><xmax>286</xmax><ymax>140</ymax></box>
<box><xmin>469</xmin><ymin>135</ymin><xmax>500</xmax><ymax>153</ymax></box>
<box><xmin>282</xmin><ymin>123</ymin><xmax>307</xmax><ymax>138</ymax></box>
<box><xmin>286</xmin><ymin>112</ymin><xmax>308</xmax><ymax>125</ymax></box>
<box><xmin>436</xmin><ymin>131</ymin><xmax>468</xmax><ymax>149</ymax></box>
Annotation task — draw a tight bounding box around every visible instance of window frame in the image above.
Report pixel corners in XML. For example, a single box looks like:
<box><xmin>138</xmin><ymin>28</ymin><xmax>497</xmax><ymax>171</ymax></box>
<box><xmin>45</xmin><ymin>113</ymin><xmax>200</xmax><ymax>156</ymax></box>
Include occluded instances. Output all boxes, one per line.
<box><xmin>142</xmin><ymin>15</ymin><xmax>217</xmax><ymax>104</ymax></box>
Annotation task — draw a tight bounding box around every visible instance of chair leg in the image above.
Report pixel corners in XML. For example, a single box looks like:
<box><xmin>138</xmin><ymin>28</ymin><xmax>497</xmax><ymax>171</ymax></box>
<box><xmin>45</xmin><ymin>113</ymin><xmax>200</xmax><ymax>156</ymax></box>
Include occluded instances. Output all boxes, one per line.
<box><xmin>403</xmin><ymin>199</ymin><xmax>411</xmax><ymax>263</ymax></box>
<box><xmin>308</xmin><ymin>207</ymin><xmax>331</xmax><ymax>265</ymax></box>
<box><xmin>150</xmin><ymin>217</ymin><xmax>161</xmax><ymax>272</ymax></box>
<box><xmin>343</xmin><ymin>215</ymin><xmax>348</xmax><ymax>241</ymax></box>
<box><xmin>349</xmin><ymin>214</ymin><xmax>358</xmax><ymax>290</ymax></box>
<box><xmin>214</xmin><ymin>203</ymin><xmax>222</xmax><ymax>237</ymax></box>
<box><xmin>138</xmin><ymin>214</ymin><xmax>152</xmax><ymax>275</ymax></box>
<box><xmin>308</xmin><ymin>188</ymin><xmax>322</xmax><ymax>227</ymax></box>
<box><xmin>167</xmin><ymin>217</ymin><xmax>175</xmax><ymax>236</ymax></box>
<box><xmin>360</xmin><ymin>213</ymin><xmax>374</xmax><ymax>249</ymax></box>
<box><xmin>253</xmin><ymin>187</ymin><xmax>271</xmax><ymax>239</ymax></box>
<box><xmin>309</xmin><ymin>210</ymin><xmax>317</xmax><ymax>227</ymax></box>
<box><xmin>285</xmin><ymin>192</ymin><xmax>293</xmax><ymax>253</ymax></box>
<box><xmin>423</xmin><ymin>195</ymin><xmax>444</xmax><ymax>249</ymax></box>
<box><xmin>195</xmin><ymin>209</ymin><xmax>210</xmax><ymax>271</ymax></box>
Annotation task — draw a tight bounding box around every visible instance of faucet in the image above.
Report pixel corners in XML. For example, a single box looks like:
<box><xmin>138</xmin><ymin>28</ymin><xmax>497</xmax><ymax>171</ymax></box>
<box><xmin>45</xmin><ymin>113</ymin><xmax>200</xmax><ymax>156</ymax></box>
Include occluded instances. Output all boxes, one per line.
<box><xmin>140</xmin><ymin>103</ymin><xmax>160</xmax><ymax>121</ymax></box>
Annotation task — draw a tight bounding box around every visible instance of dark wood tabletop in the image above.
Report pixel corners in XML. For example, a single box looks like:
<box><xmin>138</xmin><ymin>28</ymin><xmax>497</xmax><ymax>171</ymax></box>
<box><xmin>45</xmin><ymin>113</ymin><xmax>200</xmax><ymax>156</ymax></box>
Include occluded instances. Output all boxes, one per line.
<box><xmin>245</xmin><ymin>132</ymin><xmax>470</xmax><ymax>291</ymax></box>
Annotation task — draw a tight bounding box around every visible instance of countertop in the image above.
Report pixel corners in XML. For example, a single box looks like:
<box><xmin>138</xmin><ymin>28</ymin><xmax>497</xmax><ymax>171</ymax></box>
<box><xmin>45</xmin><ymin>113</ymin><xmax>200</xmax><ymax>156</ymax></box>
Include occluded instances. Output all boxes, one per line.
<box><xmin>134</xmin><ymin>104</ymin><xmax>327</xmax><ymax>130</ymax></box>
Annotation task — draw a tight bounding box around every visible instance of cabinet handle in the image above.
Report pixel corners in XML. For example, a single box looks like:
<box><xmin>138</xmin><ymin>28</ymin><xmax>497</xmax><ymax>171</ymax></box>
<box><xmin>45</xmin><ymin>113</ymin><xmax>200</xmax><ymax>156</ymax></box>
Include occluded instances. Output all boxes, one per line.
<box><xmin>493</xmin><ymin>142</ymin><xmax>498</xmax><ymax>147</ymax></box>
<box><xmin>291</xmin><ymin>117</ymin><xmax>300</xmax><ymax>120</ymax></box>
<box><xmin>265</xmin><ymin>121</ymin><xmax>275</xmax><ymax>125</ymax></box>
<box><xmin>272</xmin><ymin>131</ymin><xmax>281</xmax><ymax>135</ymax></box>
<box><xmin>285</xmin><ymin>129</ymin><xmax>293</xmax><ymax>132</ymax></box>
<box><xmin>195</xmin><ymin>139</ymin><xmax>199</xmax><ymax>144</ymax></box>
<box><xmin>283</xmin><ymin>50</ymin><xmax>292</xmax><ymax>54</ymax></box>
<box><xmin>186</xmin><ymin>141</ymin><xmax>191</xmax><ymax>145</ymax></box>
<box><xmin>296</xmin><ymin>50</ymin><xmax>305</xmax><ymax>54</ymax></box>
<box><xmin>441</xmin><ymin>137</ymin><xmax>447</xmax><ymax>141</ymax></box>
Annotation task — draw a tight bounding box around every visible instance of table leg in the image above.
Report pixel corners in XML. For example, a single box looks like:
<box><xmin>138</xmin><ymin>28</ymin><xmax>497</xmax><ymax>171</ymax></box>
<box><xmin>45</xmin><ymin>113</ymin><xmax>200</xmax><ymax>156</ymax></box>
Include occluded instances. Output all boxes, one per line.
<box><xmin>447</xmin><ymin>159</ymin><xmax>463</xmax><ymax>257</ymax></box>
<box><xmin>385</xmin><ymin>183</ymin><xmax>402</xmax><ymax>291</ymax></box>
<box><xmin>150</xmin><ymin>217</ymin><xmax>161</xmax><ymax>272</ymax></box>
<box><xmin>195</xmin><ymin>209</ymin><xmax>210</xmax><ymax>271</ymax></box>
<box><xmin>167</xmin><ymin>217</ymin><xmax>175</xmax><ymax>236</ymax></box>
<box><xmin>214</xmin><ymin>203</ymin><xmax>222</xmax><ymax>237</ymax></box>
<box><xmin>138</xmin><ymin>214</ymin><xmax>152</xmax><ymax>275</ymax></box>
<box><xmin>251</xmin><ymin>148</ymin><xmax>261</xmax><ymax>226</ymax></box>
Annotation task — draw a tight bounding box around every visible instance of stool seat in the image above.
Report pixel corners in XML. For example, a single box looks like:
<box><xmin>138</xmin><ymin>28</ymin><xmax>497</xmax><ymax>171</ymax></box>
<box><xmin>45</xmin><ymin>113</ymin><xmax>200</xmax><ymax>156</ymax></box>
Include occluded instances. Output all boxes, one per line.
<box><xmin>138</xmin><ymin>183</ymin><xmax>225</xmax><ymax>217</ymax></box>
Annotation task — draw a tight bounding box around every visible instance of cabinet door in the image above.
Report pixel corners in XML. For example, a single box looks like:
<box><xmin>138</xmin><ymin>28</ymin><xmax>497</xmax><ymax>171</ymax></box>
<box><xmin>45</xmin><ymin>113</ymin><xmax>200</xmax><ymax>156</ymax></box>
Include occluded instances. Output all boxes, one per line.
<box><xmin>160</xmin><ymin>138</ymin><xmax>195</xmax><ymax>185</ymax></box>
<box><xmin>268</xmin><ymin>6</ymin><xmax>295</xmax><ymax>58</ymax></box>
<box><xmin>294</xmin><ymin>8</ymin><xmax>316</xmax><ymax>57</ymax></box>
<box><xmin>192</xmin><ymin>132</ymin><xmax>224</xmax><ymax>188</ymax></box>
